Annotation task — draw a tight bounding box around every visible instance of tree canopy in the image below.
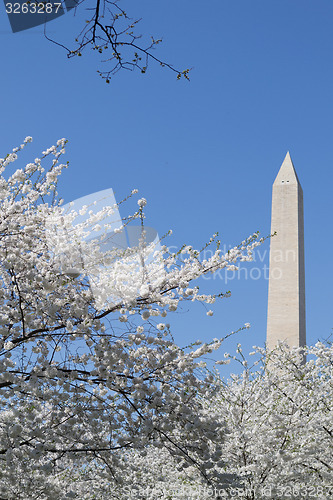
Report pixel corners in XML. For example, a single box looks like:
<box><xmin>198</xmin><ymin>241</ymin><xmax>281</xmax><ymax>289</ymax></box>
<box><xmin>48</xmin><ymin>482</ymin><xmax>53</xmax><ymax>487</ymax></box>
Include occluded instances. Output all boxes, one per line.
<box><xmin>0</xmin><ymin>137</ymin><xmax>261</xmax><ymax>497</ymax></box>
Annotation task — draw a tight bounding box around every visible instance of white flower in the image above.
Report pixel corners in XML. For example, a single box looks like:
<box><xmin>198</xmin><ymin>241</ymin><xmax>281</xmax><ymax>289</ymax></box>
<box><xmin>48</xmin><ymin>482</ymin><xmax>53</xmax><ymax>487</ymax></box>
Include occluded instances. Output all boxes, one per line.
<box><xmin>168</xmin><ymin>304</ymin><xmax>177</xmax><ymax>312</ymax></box>
<box><xmin>4</xmin><ymin>341</ymin><xmax>14</xmax><ymax>350</ymax></box>
<box><xmin>207</xmin><ymin>310</ymin><xmax>214</xmax><ymax>317</ymax></box>
<box><xmin>157</xmin><ymin>323</ymin><xmax>165</xmax><ymax>331</ymax></box>
<box><xmin>244</xmin><ymin>322</ymin><xmax>251</xmax><ymax>329</ymax></box>
<box><xmin>64</xmin><ymin>269</ymin><xmax>81</xmax><ymax>279</ymax></box>
<box><xmin>136</xmin><ymin>326</ymin><xmax>144</xmax><ymax>334</ymax></box>
<box><xmin>140</xmin><ymin>285</ymin><xmax>149</xmax><ymax>297</ymax></box>
<box><xmin>137</xmin><ymin>198</ymin><xmax>147</xmax><ymax>208</ymax></box>
<box><xmin>141</xmin><ymin>310</ymin><xmax>150</xmax><ymax>320</ymax></box>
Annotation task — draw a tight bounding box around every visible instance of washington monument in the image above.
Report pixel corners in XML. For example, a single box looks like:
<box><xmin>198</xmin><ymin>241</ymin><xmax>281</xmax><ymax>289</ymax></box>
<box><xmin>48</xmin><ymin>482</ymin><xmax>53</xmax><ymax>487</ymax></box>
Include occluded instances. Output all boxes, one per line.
<box><xmin>266</xmin><ymin>152</ymin><xmax>306</xmax><ymax>350</ymax></box>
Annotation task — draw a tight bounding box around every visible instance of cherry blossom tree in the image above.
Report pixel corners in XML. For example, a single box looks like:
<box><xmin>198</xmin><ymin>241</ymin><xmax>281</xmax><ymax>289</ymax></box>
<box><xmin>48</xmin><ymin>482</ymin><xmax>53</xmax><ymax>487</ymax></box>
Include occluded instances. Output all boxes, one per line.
<box><xmin>17</xmin><ymin>342</ymin><xmax>329</xmax><ymax>500</ymax></box>
<box><xmin>197</xmin><ymin>342</ymin><xmax>333</xmax><ymax>499</ymax></box>
<box><xmin>0</xmin><ymin>137</ymin><xmax>262</xmax><ymax>497</ymax></box>
<box><xmin>94</xmin><ymin>343</ymin><xmax>331</xmax><ymax>500</ymax></box>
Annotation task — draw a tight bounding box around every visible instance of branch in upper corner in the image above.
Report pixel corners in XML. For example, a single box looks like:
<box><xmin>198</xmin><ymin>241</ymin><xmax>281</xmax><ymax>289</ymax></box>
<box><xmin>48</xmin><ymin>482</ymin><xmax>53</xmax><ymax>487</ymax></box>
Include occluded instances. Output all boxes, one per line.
<box><xmin>43</xmin><ymin>0</ymin><xmax>191</xmax><ymax>83</ymax></box>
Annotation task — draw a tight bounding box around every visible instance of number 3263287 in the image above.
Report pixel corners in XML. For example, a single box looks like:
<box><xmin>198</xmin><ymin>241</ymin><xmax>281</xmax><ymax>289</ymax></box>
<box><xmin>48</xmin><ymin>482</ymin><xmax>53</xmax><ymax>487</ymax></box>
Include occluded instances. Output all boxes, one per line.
<box><xmin>6</xmin><ymin>3</ymin><xmax>62</xmax><ymax>14</ymax></box>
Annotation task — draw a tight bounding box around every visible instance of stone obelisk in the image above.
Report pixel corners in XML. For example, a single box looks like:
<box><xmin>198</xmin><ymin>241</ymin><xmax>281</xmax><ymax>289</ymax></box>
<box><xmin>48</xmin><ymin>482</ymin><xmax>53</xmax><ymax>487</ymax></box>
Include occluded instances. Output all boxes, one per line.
<box><xmin>266</xmin><ymin>152</ymin><xmax>306</xmax><ymax>350</ymax></box>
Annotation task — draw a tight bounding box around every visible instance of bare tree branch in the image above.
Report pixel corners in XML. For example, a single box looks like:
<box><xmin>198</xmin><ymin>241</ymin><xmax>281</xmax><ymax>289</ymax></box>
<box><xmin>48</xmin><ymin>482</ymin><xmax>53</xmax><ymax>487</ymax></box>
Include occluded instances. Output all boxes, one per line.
<box><xmin>44</xmin><ymin>0</ymin><xmax>191</xmax><ymax>83</ymax></box>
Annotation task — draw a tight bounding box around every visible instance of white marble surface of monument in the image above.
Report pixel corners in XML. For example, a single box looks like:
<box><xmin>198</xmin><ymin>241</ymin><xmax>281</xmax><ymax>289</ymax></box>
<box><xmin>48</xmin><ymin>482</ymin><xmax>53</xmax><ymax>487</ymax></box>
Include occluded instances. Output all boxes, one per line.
<box><xmin>266</xmin><ymin>152</ymin><xmax>306</xmax><ymax>350</ymax></box>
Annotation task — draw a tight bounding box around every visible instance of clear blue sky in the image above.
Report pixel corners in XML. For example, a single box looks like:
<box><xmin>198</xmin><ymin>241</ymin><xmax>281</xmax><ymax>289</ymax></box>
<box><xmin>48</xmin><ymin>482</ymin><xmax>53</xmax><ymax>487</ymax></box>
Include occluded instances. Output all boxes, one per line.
<box><xmin>0</xmin><ymin>0</ymin><xmax>332</xmax><ymax>370</ymax></box>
